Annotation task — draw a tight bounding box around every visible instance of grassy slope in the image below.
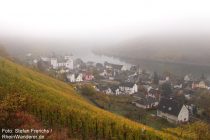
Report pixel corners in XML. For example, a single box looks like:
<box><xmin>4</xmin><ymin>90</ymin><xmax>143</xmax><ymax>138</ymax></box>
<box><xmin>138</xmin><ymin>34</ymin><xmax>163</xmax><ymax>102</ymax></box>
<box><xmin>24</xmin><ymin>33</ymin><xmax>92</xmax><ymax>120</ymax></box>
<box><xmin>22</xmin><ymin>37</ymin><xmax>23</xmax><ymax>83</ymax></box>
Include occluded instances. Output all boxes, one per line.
<box><xmin>0</xmin><ymin>57</ymin><xmax>178</xmax><ymax>140</ymax></box>
<box><xmin>81</xmin><ymin>93</ymin><xmax>176</xmax><ymax>130</ymax></box>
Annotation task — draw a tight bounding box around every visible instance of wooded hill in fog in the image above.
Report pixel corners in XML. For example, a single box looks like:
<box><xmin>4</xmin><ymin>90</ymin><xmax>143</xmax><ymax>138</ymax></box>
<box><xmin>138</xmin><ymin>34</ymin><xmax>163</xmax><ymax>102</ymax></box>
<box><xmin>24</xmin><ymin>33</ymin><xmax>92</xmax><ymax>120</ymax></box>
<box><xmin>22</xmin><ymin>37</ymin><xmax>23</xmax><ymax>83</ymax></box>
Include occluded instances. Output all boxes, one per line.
<box><xmin>96</xmin><ymin>35</ymin><xmax>210</xmax><ymax>66</ymax></box>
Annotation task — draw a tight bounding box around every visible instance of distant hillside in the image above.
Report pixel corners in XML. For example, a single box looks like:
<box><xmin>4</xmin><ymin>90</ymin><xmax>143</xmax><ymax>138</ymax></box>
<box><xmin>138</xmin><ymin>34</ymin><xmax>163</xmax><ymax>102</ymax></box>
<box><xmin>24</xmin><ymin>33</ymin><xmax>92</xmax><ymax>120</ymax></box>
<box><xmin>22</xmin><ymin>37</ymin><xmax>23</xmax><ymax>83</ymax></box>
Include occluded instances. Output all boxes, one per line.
<box><xmin>0</xmin><ymin>56</ymin><xmax>178</xmax><ymax>139</ymax></box>
<box><xmin>95</xmin><ymin>35</ymin><xmax>210</xmax><ymax>66</ymax></box>
<box><xmin>94</xmin><ymin>35</ymin><xmax>210</xmax><ymax>78</ymax></box>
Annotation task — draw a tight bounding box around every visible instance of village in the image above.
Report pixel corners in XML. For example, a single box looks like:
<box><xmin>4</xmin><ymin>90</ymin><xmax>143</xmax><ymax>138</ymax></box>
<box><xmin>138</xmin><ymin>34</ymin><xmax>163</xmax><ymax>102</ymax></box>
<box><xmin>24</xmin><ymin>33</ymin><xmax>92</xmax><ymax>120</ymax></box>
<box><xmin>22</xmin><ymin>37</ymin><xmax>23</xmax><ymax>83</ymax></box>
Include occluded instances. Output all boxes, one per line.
<box><xmin>25</xmin><ymin>53</ymin><xmax>210</xmax><ymax>125</ymax></box>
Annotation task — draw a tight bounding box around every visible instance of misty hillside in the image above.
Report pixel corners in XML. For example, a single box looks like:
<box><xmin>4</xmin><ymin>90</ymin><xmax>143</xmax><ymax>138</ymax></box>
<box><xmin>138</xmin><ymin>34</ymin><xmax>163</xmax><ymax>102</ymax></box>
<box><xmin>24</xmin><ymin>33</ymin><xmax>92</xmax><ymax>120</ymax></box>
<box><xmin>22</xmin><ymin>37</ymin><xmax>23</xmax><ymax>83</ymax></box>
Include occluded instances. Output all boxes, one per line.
<box><xmin>96</xmin><ymin>35</ymin><xmax>210</xmax><ymax>66</ymax></box>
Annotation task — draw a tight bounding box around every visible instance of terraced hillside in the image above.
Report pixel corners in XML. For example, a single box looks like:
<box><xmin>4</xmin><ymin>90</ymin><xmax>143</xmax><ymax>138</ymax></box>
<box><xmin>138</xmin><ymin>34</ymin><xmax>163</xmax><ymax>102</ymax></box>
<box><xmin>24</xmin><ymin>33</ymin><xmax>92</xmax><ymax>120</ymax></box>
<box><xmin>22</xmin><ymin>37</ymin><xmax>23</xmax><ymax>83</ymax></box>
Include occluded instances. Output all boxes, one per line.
<box><xmin>0</xmin><ymin>57</ymin><xmax>178</xmax><ymax>140</ymax></box>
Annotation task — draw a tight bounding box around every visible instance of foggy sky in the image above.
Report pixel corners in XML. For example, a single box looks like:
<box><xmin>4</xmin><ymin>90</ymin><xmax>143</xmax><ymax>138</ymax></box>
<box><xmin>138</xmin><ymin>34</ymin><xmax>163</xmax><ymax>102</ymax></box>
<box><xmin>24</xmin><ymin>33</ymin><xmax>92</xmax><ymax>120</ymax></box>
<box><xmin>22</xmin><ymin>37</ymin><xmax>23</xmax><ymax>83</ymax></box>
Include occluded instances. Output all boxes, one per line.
<box><xmin>0</xmin><ymin>0</ymin><xmax>210</xmax><ymax>44</ymax></box>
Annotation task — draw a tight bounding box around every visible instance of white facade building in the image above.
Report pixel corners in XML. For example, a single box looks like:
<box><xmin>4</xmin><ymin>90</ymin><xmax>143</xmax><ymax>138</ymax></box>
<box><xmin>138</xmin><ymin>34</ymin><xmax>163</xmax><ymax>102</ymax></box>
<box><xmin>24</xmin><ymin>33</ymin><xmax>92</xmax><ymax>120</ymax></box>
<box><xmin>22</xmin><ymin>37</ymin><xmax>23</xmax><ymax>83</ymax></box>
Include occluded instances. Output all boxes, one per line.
<box><xmin>51</xmin><ymin>58</ymin><xmax>58</xmax><ymax>69</ymax></box>
<box><xmin>67</xmin><ymin>74</ymin><xmax>75</xmax><ymax>82</ymax></box>
<box><xmin>41</xmin><ymin>57</ymin><xmax>50</xmax><ymax>62</ymax></box>
<box><xmin>75</xmin><ymin>74</ymin><xmax>83</xmax><ymax>82</ymax></box>
<box><xmin>119</xmin><ymin>83</ymin><xmax>138</xmax><ymax>94</ymax></box>
<box><xmin>184</xmin><ymin>75</ymin><xmax>191</xmax><ymax>82</ymax></box>
<box><xmin>65</xmin><ymin>59</ymin><xmax>74</xmax><ymax>69</ymax></box>
<box><xmin>50</xmin><ymin>57</ymin><xmax>73</xmax><ymax>70</ymax></box>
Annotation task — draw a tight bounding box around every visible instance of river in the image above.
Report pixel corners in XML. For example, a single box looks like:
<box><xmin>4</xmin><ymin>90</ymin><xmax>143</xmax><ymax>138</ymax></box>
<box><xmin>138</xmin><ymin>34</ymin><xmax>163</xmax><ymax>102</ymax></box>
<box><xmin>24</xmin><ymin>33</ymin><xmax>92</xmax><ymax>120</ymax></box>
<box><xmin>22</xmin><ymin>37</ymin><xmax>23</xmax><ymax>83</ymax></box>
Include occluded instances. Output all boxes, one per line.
<box><xmin>73</xmin><ymin>51</ymin><xmax>131</xmax><ymax>66</ymax></box>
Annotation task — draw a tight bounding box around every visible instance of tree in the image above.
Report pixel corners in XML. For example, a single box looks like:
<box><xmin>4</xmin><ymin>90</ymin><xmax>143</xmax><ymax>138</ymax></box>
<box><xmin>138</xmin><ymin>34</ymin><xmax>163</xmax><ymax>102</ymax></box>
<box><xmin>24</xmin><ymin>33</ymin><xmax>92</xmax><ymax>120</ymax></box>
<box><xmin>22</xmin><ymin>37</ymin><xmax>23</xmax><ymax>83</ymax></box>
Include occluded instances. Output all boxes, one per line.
<box><xmin>194</xmin><ymin>92</ymin><xmax>210</xmax><ymax>120</ymax></box>
<box><xmin>153</xmin><ymin>72</ymin><xmax>159</xmax><ymax>85</ymax></box>
<box><xmin>201</xmin><ymin>73</ymin><xmax>206</xmax><ymax>80</ymax></box>
<box><xmin>161</xmin><ymin>82</ymin><xmax>172</xmax><ymax>96</ymax></box>
<box><xmin>80</xmin><ymin>85</ymin><xmax>96</xmax><ymax>96</ymax></box>
<box><xmin>37</xmin><ymin>61</ymin><xmax>47</xmax><ymax>72</ymax></box>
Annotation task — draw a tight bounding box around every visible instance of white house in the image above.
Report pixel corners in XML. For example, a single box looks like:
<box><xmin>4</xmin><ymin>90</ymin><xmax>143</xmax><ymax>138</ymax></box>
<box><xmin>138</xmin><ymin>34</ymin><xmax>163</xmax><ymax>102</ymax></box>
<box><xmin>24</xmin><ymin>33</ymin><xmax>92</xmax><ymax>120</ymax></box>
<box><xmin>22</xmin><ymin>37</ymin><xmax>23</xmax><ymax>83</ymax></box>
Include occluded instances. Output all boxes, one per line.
<box><xmin>192</xmin><ymin>81</ymin><xmax>210</xmax><ymax>89</ymax></box>
<box><xmin>41</xmin><ymin>57</ymin><xmax>50</xmax><ymax>62</ymax></box>
<box><xmin>174</xmin><ymin>84</ymin><xmax>182</xmax><ymax>89</ymax></box>
<box><xmin>104</xmin><ymin>88</ymin><xmax>113</xmax><ymax>94</ymax></box>
<box><xmin>95</xmin><ymin>85</ymin><xmax>121</xmax><ymax>95</ymax></box>
<box><xmin>67</xmin><ymin>73</ymin><xmax>75</xmax><ymax>82</ymax></box>
<box><xmin>110</xmin><ymin>86</ymin><xmax>121</xmax><ymax>95</ymax></box>
<box><xmin>50</xmin><ymin>57</ymin><xmax>74</xmax><ymax>70</ymax></box>
<box><xmin>159</xmin><ymin>76</ymin><xmax>170</xmax><ymax>85</ymax></box>
<box><xmin>65</xmin><ymin>59</ymin><xmax>74</xmax><ymax>69</ymax></box>
<box><xmin>51</xmin><ymin>58</ymin><xmax>58</xmax><ymax>69</ymax></box>
<box><xmin>184</xmin><ymin>75</ymin><xmax>191</xmax><ymax>82</ymax></box>
<box><xmin>119</xmin><ymin>83</ymin><xmax>138</xmax><ymax>94</ymax></box>
<box><xmin>121</xmin><ymin>65</ymin><xmax>131</xmax><ymax>71</ymax></box>
<box><xmin>99</xmin><ymin>70</ymin><xmax>108</xmax><ymax>77</ymax></box>
<box><xmin>33</xmin><ymin>59</ymin><xmax>38</xmax><ymax>64</ymax></box>
<box><xmin>184</xmin><ymin>94</ymin><xmax>191</xmax><ymax>100</ymax></box>
<box><xmin>166</xmin><ymin>76</ymin><xmax>170</xmax><ymax>81</ymax></box>
<box><xmin>75</xmin><ymin>73</ymin><xmax>83</xmax><ymax>82</ymax></box>
<box><xmin>157</xmin><ymin>98</ymin><xmax>189</xmax><ymax>123</ymax></box>
<box><xmin>104</xmin><ymin>62</ymin><xmax>123</xmax><ymax>72</ymax></box>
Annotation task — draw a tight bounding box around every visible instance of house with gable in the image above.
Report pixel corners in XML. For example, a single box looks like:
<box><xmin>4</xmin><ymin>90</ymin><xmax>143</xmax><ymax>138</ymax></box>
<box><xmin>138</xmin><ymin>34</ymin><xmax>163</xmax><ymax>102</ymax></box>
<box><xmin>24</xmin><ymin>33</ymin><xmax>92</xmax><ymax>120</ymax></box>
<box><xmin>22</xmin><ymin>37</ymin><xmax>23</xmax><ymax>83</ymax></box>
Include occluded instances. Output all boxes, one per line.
<box><xmin>159</xmin><ymin>76</ymin><xmax>170</xmax><ymax>85</ymax></box>
<box><xmin>119</xmin><ymin>82</ymin><xmax>138</xmax><ymax>94</ymax></box>
<box><xmin>110</xmin><ymin>86</ymin><xmax>120</xmax><ymax>95</ymax></box>
<box><xmin>83</xmin><ymin>72</ymin><xmax>94</xmax><ymax>81</ymax></box>
<box><xmin>192</xmin><ymin>80</ymin><xmax>210</xmax><ymax>90</ymax></box>
<box><xmin>50</xmin><ymin>58</ymin><xmax>58</xmax><ymax>69</ymax></box>
<box><xmin>104</xmin><ymin>62</ymin><xmax>123</xmax><ymax>73</ymax></box>
<box><xmin>95</xmin><ymin>85</ymin><xmax>120</xmax><ymax>95</ymax></box>
<box><xmin>67</xmin><ymin>73</ymin><xmax>75</xmax><ymax>83</ymax></box>
<box><xmin>173</xmin><ymin>80</ymin><xmax>183</xmax><ymax>89</ymax></box>
<box><xmin>75</xmin><ymin>73</ymin><xmax>83</xmax><ymax>82</ymax></box>
<box><xmin>133</xmin><ymin>96</ymin><xmax>159</xmax><ymax>109</ymax></box>
<box><xmin>41</xmin><ymin>57</ymin><xmax>50</xmax><ymax>62</ymax></box>
<box><xmin>121</xmin><ymin>65</ymin><xmax>131</xmax><ymax>71</ymax></box>
<box><xmin>184</xmin><ymin>74</ymin><xmax>191</xmax><ymax>82</ymax></box>
<box><xmin>50</xmin><ymin>56</ymin><xmax>73</xmax><ymax>70</ymax></box>
<box><xmin>148</xmin><ymin>88</ymin><xmax>160</xmax><ymax>99</ymax></box>
<box><xmin>127</xmin><ymin>72</ymin><xmax>140</xmax><ymax>83</ymax></box>
<box><xmin>99</xmin><ymin>70</ymin><xmax>108</xmax><ymax>77</ymax></box>
<box><xmin>157</xmin><ymin>98</ymin><xmax>189</xmax><ymax>123</ymax></box>
<box><xmin>65</xmin><ymin>59</ymin><xmax>74</xmax><ymax>69</ymax></box>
